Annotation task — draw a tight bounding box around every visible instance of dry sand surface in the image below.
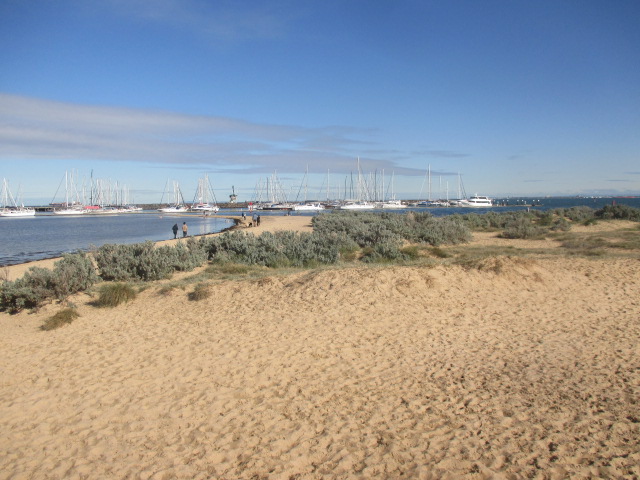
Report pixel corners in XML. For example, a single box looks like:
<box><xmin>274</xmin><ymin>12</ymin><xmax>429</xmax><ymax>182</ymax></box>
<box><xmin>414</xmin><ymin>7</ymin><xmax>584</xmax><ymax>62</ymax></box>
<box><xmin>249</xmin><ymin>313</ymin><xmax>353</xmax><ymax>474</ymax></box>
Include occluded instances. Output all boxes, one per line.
<box><xmin>1</xmin><ymin>216</ymin><xmax>639</xmax><ymax>479</ymax></box>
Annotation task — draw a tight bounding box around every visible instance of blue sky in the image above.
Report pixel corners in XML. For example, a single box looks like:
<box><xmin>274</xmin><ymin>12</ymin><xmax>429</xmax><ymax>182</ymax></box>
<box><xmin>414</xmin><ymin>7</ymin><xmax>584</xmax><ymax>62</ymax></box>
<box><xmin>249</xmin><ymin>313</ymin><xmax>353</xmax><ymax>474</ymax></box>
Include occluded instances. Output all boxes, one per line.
<box><xmin>1</xmin><ymin>0</ymin><xmax>639</xmax><ymax>204</ymax></box>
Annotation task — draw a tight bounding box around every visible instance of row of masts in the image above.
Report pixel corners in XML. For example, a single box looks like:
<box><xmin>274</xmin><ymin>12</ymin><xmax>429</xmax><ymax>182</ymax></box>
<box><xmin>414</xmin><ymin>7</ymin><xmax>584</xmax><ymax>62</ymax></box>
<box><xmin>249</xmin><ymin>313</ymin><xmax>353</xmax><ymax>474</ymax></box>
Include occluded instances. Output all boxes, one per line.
<box><xmin>250</xmin><ymin>161</ymin><xmax>463</xmax><ymax>206</ymax></box>
<box><xmin>27</xmin><ymin>162</ymin><xmax>475</xmax><ymax>210</ymax></box>
<box><xmin>418</xmin><ymin>164</ymin><xmax>468</xmax><ymax>204</ymax></box>
<box><xmin>49</xmin><ymin>170</ymin><xmax>137</xmax><ymax>208</ymax></box>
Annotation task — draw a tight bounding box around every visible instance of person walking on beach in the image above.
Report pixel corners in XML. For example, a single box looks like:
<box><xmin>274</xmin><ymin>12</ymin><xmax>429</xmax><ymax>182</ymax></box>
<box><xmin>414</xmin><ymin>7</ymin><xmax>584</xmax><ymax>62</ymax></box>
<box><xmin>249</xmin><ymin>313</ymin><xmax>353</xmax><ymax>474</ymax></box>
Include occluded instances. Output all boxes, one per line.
<box><xmin>182</xmin><ymin>222</ymin><xmax>188</xmax><ymax>237</ymax></box>
<box><xmin>172</xmin><ymin>223</ymin><xmax>179</xmax><ymax>239</ymax></box>
<box><xmin>256</xmin><ymin>215</ymin><xmax>261</xmax><ymax>226</ymax></box>
<box><xmin>252</xmin><ymin>213</ymin><xmax>257</xmax><ymax>226</ymax></box>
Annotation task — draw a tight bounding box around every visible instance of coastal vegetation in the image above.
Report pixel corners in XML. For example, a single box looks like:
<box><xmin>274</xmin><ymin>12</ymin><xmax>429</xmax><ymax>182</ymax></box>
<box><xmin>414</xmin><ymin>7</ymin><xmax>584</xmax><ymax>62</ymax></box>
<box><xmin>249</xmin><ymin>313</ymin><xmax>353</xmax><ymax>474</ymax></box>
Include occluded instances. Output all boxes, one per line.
<box><xmin>94</xmin><ymin>282</ymin><xmax>137</xmax><ymax>308</ymax></box>
<box><xmin>40</xmin><ymin>307</ymin><xmax>80</xmax><ymax>331</ymax></box>
<box><xmin>188</xmin><ymin>282</ymin><xmax>211</xmax><ymax>301</ymax></box>
<box><xmin>0</xmin><ymin>252</ymin><xmax>97</xmax><ymax>313</ymax></box>
<box><xmin>1</xmin><ymin>206</ymin><xmax>639</xmax><ymax>316</ymax></box>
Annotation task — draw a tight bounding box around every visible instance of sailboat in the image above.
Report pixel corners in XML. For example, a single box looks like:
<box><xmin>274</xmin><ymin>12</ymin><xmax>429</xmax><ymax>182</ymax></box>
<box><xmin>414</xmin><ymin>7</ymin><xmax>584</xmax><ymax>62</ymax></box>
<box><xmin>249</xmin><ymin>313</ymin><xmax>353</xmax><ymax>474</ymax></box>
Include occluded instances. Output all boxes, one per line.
<box><xmin>190</xmin><ymin>174</ymin><xmax>219</xmax><ymax>212</ymax></box>
<box><xmin>0</xmin><ymin>179</ymin><xmax>35</xmax><ymax>217</ymax></box>
<box><xmin>337</xmin><ymin>158</ymin><xmax>375</xmax><ymax>210</ymax></box>
<box><xmin>292</xmin><ymin>167</ymin><xmax>325</xmax><ymax>211</ymax></box>
<box><xmin>158</xmin><ymin>180</ymin><xmax>188</xmax><ymax>213</ymax></box>
<box><xmin>51</xmin><ymin>171</ymin><xmax>86</xmax><ymax>215</ymax></box>
<box><xmin>378</xmin><ymin>171</ymin><xmax>406</xmax><ymax>209</ymax></box>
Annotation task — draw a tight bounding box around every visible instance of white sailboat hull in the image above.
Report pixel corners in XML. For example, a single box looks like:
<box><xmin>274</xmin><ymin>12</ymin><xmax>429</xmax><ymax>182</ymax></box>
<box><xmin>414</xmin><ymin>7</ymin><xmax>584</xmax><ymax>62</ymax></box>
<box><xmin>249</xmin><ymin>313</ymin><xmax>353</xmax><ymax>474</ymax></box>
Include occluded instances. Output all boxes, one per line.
<box><xmin>0</xmin><ymin>208</ymin><xmax>36</xmax><ymax>217</ymax></box>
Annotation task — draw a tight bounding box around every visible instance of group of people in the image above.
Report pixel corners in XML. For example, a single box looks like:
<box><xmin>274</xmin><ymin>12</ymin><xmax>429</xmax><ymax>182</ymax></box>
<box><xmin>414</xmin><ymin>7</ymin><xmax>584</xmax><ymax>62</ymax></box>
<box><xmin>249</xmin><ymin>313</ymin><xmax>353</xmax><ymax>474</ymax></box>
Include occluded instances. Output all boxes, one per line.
<box><xmin>172</xmin><ymin>212</ymin><xmax>261</xmax><ymax>240</ymax></box>
<box><xmin>172</xmin><ymin>222</ymin><xmax>188</xmax><ymax>239</ymax></box>
<box><xmin>241</xmin><ymin>212</ymin><xmax>261</xmax><ymax>227</ymax></box>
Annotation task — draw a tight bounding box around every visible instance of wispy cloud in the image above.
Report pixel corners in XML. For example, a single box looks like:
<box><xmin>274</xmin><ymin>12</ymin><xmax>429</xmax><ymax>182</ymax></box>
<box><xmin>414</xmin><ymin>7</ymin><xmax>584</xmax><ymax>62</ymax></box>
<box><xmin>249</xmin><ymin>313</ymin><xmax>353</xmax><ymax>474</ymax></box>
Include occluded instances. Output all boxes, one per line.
<box><xmin>0</xmin><ymin>94</ymin><xmax>424</xmax><ymax>176</ymax></box>
<box><xmin>101</xmin><ymin>0</ymin><xmax>295</xmax><ymax>42</ymax></box>
<box><xmin>411</xmin><ymin>148</ymin><xmax>470</xmax><ymax>159</ymax></box>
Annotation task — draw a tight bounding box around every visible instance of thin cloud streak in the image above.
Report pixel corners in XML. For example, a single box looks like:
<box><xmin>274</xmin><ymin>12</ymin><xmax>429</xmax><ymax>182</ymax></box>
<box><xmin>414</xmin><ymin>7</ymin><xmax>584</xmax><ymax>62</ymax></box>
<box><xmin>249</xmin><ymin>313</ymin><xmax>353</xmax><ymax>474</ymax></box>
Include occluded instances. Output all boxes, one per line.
<box><xmin>102</xmin><ymin>0</ymin><xmax>294</xmax><ymax>42</ymax></box>
<box><xmin>0</xmin><ymin>94</ymin><xmax>426</xmax><ymax>176</ymax></box>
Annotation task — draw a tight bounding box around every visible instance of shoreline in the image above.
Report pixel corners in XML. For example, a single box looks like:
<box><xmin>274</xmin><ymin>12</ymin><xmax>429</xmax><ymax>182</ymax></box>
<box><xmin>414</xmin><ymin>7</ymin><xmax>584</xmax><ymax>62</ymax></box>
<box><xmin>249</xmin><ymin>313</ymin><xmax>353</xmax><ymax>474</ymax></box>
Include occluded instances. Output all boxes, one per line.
<box><xmin>2</xmin><ymin>215</ymin><xmax>314</xmax><ymax>281</ymax></box>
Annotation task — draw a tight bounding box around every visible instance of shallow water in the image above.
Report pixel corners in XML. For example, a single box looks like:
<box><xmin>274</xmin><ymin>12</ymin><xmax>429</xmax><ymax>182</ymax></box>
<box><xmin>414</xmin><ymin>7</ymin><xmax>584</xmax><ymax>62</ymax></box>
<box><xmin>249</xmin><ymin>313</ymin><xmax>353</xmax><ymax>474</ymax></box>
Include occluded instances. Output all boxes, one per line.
<box><xmin>0</xmin><ymin>212</ymin><xmax>234</xmax><ymax>266</ymax></box>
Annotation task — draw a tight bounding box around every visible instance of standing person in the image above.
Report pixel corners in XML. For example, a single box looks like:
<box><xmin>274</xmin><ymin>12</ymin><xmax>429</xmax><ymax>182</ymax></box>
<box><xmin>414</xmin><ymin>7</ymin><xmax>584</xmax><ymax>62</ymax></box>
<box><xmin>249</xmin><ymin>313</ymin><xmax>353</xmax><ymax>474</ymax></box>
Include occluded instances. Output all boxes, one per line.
<box><xmin>252</xmin><ymin>213</ymin><xmax>257</xmax><ymax>226</ymax></box>
<box><xmin>257</xmin><ymin>215</ymin><xmax>261</xmax><ymax>226</ymax></box>
<box><xmin>182</xmin><ymin>222</ymin><xmax>188</xmax><ymax>237</ymax></box>
<box><xmin>172</xmin><ymin>223</ymin><xmax>179</xmax><ymax>239</ymax></box>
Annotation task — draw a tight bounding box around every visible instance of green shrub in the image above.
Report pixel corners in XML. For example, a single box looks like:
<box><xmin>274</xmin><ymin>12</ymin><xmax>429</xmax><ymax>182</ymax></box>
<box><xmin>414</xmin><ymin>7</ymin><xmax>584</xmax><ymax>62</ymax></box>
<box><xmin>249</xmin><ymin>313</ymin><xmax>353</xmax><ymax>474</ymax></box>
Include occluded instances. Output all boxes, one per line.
<box><xmin>312</xmin><ymin>211</ymin><xmax>472</xmax><ymax>248</ymax></box>
<box><xmin>595</xmin><ymin>204</ymin><xmax>640</xmax><ymax>221</ymax></box>
<box><xmin>94</xmin><ymin>282</ymin><xmax>137</xmax><ymax>307</ymax></box>
<box><xmin>95</xmin><ymin>240</ymin><xmax>207</xmax><ymax>282</ymax></box>
<box><xmin>551</xmin><ymin>216</ymin><xmax>571</xmax><ymax>232</ymax></box>
<box><xmin>361</xmin><ymin>238</ymin><xmax>404</xmax><ymax>263</ymax></box>
<box><xmin>499</xmin><ymin>217</ymin><xmax>545</xmax><ymax>239</ymax></box>
<box><xmin>201</xmin><ymin>230</ymin><xmax>341</xmax><ymax>268</ymax></box>
<box><xmin>51</xmin><ymin>252</ymin><xmax>100</xmax><ymax>302</ymax></box>
<box><xmin>400</xmin><ymin>245</ymin><xmax>420</xmax><ymax>259</ymax></box>
<box><xmin>561</xmin><ymin>206</ymin><xmax>595</xmax><ymax>223</ymax></box>
<box><xmin>41</xmin><ymin>308</ymin><xmax>79</xmax><ymax>331</ymax></box>
<box><xmin>0</xmin><ymin>252</ymin><xmax>98</xmax><ymax>313</ymax></box>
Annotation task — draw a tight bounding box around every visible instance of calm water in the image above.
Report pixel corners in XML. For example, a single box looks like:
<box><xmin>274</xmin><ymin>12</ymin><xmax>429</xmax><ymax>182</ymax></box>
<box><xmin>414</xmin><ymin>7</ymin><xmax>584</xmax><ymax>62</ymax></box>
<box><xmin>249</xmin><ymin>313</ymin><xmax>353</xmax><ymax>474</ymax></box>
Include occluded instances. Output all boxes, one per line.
<box><xmin>2</xmin><ymin>197</ymin><xmax>639</xmax><ymax>267</ymax></box>
<box><xmin>0</xmin><ymin>212</ymin><xmax>235</xmax><ymax>266</ymax></box>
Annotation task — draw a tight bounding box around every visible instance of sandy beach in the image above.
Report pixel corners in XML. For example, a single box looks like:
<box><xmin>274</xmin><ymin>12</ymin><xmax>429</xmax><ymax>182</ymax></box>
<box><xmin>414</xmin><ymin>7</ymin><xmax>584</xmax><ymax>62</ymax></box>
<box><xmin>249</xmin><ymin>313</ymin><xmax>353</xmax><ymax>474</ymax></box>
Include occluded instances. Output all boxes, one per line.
<box><xmin>1</xmin><ymin>216</ymin><xmax>639</xmax><ymax>479</ymax></box>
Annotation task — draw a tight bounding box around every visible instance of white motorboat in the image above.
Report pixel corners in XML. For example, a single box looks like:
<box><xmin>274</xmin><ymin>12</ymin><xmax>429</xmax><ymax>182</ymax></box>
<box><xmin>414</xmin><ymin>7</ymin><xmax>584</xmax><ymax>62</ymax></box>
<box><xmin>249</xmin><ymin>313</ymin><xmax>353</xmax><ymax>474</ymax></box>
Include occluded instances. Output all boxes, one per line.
<box><xmin>378</xmin><ymin>199</ymin><xmax>406</xmax><ymax>209</ymax></box>
<box><xmin>337</xmin><ymin>201</ymin><xmax>375</xmax><ymax>210</ymax></box>
<box><xmin>158</xmin><ymin>204</ymin><xmax>188</xmax><ymax>213</ymax></box>
<box><xmin>292</xmin><ymin>202</ymin><xmax>325</xmax><ymax>211</ymax></box>
<box><xmin>459</xmin><ymin>195</ymin><xmax>493</xmax><ymax>208</ymax></box>
<box><xmin>191</xmin><ymin>203</ymin><xmax>220</xmax><ymax>212</ymax></box>
<box><xmin>53</xmin><ymin>206</ymin><xmax>87</xmax><ymax>215</ymax></box>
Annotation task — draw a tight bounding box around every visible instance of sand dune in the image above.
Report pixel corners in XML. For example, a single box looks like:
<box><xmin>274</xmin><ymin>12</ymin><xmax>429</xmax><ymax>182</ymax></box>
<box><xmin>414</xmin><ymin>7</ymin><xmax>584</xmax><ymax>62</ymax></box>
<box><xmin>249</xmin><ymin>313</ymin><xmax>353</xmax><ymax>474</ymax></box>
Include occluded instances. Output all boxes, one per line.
<box><xmin>1</xmin><ymin>217</ymin><xmax>639</xmax><ymax>479</ymax></box>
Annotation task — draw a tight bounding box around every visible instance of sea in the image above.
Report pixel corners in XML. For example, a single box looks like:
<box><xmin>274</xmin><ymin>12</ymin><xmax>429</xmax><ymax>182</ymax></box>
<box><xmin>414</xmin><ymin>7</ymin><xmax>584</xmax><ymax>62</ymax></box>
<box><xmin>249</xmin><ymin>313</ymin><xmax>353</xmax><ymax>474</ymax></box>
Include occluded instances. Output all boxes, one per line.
<box><xmin>1</xmin><ymin>197</ymin><xmax>639</xmax><ymax>267</ymax></box>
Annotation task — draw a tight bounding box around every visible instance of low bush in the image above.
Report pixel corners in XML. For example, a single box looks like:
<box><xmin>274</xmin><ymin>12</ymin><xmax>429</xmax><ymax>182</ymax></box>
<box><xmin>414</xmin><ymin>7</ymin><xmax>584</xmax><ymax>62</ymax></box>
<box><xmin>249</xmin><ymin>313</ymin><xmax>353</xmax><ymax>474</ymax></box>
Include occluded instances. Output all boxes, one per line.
<box><xmin>95</xmin><ymin>240</ymin><xmax>208</xmax><ymax>282</ymax></box>
<box><xmin>0</xmin><ymin>252</ymin><xmax>98</xmax><ymax>313</ymax></box>
<box><xmin>595</xmin><ymin>204</ymin><xmax>640</xmax><ymax>221</ymax></box>
<box><xmin>41</xmin><ymin>308</ymin><xmax>80</xmax><ymax>331</ymax></box>
<box><xmin>312</xmin><ymin>211</ymin><xmax>472</xmax><ymax>247</ymax></box>
<box><xmin>94</xmin><ymin>282</ymin><xmax>137</xmax><ymax>308</ymax></box>
<box><xmin>499</xmin><ymin>217</ymin><xmax>545</xmax><ymax>239</ymax></box>
<box><xmin>551</xmin><ymin>216</ymin><xmax>571</xmax><ymax>232</ymax></box>
<box><xmin>201</xmin><ymin>230</ymin><xmax>341</xmax><ymax>268</ymax></box>
<box><xmin>51</xmin><ymin>252</ymin><xmax>100</xmax><ymax>302</ymax></box>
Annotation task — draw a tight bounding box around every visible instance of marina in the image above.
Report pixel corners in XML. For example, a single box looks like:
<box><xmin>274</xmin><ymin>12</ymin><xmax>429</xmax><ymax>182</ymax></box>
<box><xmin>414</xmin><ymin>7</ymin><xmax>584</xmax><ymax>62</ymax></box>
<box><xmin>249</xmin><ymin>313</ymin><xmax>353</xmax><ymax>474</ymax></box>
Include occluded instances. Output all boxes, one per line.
<box><xmin>2</xmin><ymin>196</ymin><xmax>639</xmax><ymax>267</ymax></box>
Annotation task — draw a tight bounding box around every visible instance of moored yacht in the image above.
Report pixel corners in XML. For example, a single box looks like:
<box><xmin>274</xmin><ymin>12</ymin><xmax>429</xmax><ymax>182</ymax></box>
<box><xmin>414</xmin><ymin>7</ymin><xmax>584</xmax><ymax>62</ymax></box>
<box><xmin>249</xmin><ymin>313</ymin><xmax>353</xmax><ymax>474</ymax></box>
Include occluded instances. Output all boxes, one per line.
<box><xmin>1</xmin><ymin>179</ymin><xmax>35</xmax><ymax>217</ymax></box>
<box><xmin>459</xmin><ymin>195</ymin><xmax>493</xmax><ymax>208</ymax></box>
<box><xmin>292</xmin><ymin>202</ymin><xmax>325</xmax><ymax>211</ymax></box>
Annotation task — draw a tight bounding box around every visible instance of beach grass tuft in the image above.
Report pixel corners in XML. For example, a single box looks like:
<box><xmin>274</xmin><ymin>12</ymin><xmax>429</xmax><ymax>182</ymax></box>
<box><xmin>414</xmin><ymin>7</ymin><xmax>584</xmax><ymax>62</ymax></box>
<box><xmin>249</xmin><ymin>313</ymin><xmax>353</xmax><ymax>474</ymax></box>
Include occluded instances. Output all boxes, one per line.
<box><xmin>41</xmin><ymin>308</ymin><xmax>79</xmax><ymax>331</ymax></box>
<box><xmin>188</xmin><ymin>283</ymin><xmax>211</xmax><ymax>301</ymax></box>
<box><xmin>94</xmin><ymin>282</ymin><xmax>137</xmax><ymax>308</ymax></box>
